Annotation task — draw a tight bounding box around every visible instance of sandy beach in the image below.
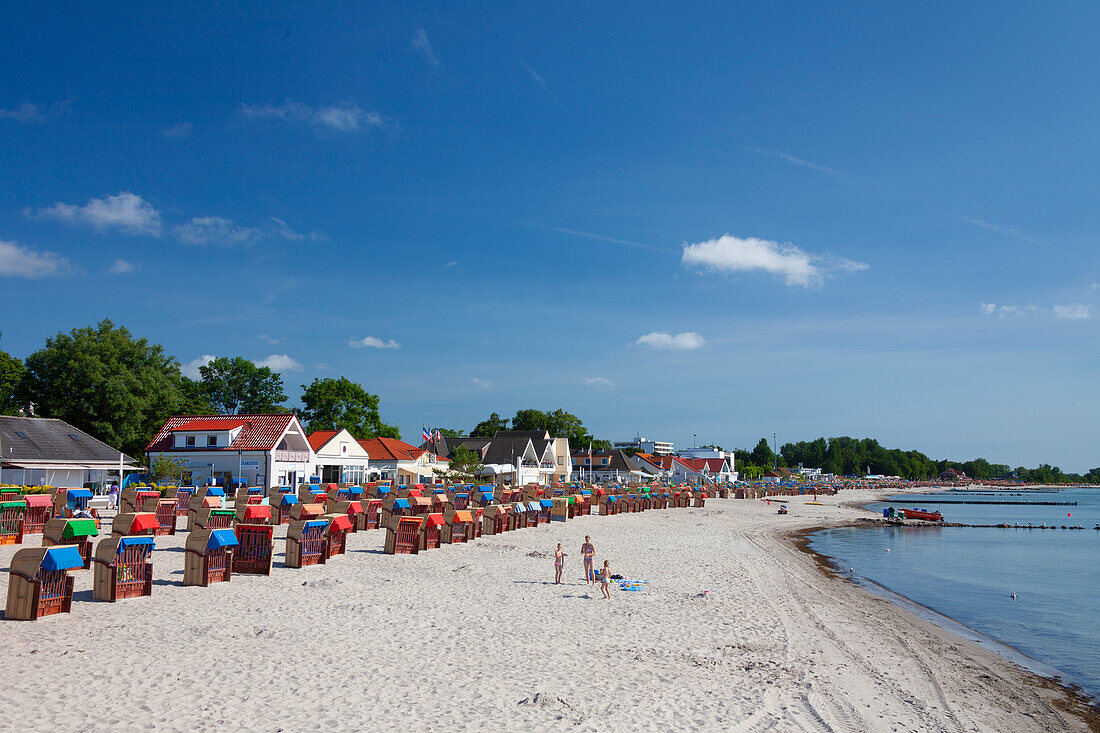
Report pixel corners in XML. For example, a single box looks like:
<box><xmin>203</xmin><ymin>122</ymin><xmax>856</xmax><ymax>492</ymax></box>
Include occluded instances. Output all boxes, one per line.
<box><xmin>0</xmin><ymin>491</ymin><xmax>1089</xmax><ymax>732</ymax></box>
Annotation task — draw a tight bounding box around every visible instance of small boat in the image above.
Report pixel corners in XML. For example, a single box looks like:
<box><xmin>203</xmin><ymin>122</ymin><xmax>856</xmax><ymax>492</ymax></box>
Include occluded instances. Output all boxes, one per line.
<box><xmin>901</xmin><ymin>508</ymin><xmax>943</xmax><ymax>522</ymax></box>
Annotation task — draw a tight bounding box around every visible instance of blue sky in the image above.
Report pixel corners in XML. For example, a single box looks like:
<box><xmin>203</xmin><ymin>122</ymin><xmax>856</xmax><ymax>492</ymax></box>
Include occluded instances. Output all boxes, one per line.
<box><xmin>1</xmin><ymin>2</ymin><xmax>1098</xmax><ymax>470</ymax></box>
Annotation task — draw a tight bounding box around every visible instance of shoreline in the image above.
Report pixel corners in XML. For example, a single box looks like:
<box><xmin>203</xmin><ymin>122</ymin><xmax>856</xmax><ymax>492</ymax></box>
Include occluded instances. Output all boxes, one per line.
<box><xmin>787</xmin><ymin>489</ymin><xmax>1100</xmax><ymax>731</ymax></box>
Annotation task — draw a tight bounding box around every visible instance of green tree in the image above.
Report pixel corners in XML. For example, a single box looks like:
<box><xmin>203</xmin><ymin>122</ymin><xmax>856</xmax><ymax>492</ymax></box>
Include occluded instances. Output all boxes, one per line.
<box><xmin>436</xmin><ymin>427</ymin><xmax>464</xmax><ymax>438</ymax></box>
<box><xmin>150</xmin><ymin>455</ymin><xmax>188</xmax><ymax>485</ymax></box>
<box><xmin>178</xmin><ymin>376</ymin><xmax>214</xmax><ymax>414</ymax></box>
<box><xmin>751</xmin><ymin>437</ymin><xmax>775</xmax><ymax>469</ymax></box>
<box><xmin>298</xmin><ymin>377</ymin><xmax>399</xmax><ymax>439</ymax></box>
<box><xmin>21</xmin><ymin>320</ymin><xmax>184</xmax><ymax>458</ymax></box>
<box><xmin>471</xmin><ymin>412</ymin><xmax>509</xmax><ymax>437</ymax></box>
<box><xmin>0</xmin><ymin>349</ymin><xmax>25</xmax><ymax>415</ymax></box>
<box><xmin>442</xmin><ymin>444</ymin><xmax>485</xmax><ymax>483</ymax></box>
<box><xmin>511</xmin><ymin>408</ymin><xmax>602</xmax><ymax>448</ymax></box>
<box><xmin>199</xmin><ymin>357</ymin><xmax>287</xmax><ymax>415</ymax></box>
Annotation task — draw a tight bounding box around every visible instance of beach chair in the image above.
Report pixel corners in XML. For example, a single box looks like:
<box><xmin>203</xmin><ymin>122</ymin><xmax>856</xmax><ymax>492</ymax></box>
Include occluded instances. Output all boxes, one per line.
<box><xmin>54</xmin><ymin>488</ymin><xmax>100</xmax><ymax>526</ymax></box>
<box><xmin>233</xmin><ymin>524</ymin><xmax>274</xmax><ymax>575</ymax></box>
<box><xmin>431</xmin><ymin>492</ymin><xmax>451</xmax><ymax>516</ymax></box>
<box><xmin>410</xmin><ymin>495</ymin><xmax>432</xmax><ymax>516</ymax></box>
<box><xmin>234</xmin><ymin>486</ymin><xmax>264</xmax><ymax>508</ymax></box>
<box><xmin>289</xmin><ymin>502</ymin><xmax>325</xmax><ymax>522</ymax></box>
<box><xmin>693</xmin><ymin>492</ymin><xmax>706</xmax><ymax>508</ymax></box>
<box><xmin>193</xmin><ymin>507</ymin><xmax>235</xmax><ymax>531</ymax></box>
<box><xmin>550</xmin><ymin>498</ymin><xmax>569</xmax><ymax>523</ymax></box>
<box><xmin>143</xmin><ymin>497</ymin><xmax>178</xmax><ymax>535</ymax></box>
<box><xmin>272</xmin><ymin>493</ymin><xmax>297</xmax><ymax>525</ymax></box>
<box><xmin>5</xmin><ymin>546</ymin><xmax>83</xmax><ymax>620</ymax></box>
<box><xmin>363</xmin><ymin>499</ymin><xmax>382</xmax><ymax>530</ymax></box>
<box><xmin>322</xmin><ymin>514</ymin><xmax>352</xmax><ymax>559</ymax></box>
<box><xmin>444</xmin><ymin>509</ymin><xmax>475</xmax><ymax>543</ymax></box>
<box><xmin>384</xmin><ymin>515</ymin><xmax>422</xmax><ymax>554</ymax></box>
<box><xmin>381</xmin><ymin>496</ymin><xmax>412</xmax><ymax>528</ymax></box>
<box><xmin>236</xmin><ymin>500</ymin><xmax>272</xmax><ymax>525</ymax></box>
<box><xmin>324</xmin><ymin>483</ymin><xmax>350</xmax><ymax>513</ymax></box>
<box><xmin>470</xmin><ymin>491</ymin><xmax>495</xmax><ymax>510</ymax></box>
<box><xmin>42</xmin><ymin>517</ymin><xmax>98</xmax><ymax>569</ymax></box>
<box><xmin>335</xmin><ymin>500</ymin><xmax>363</xmax><ymax>532</ymax></box>
<box><xmin>22</xmin><ymin>494</ymin><xmax>53</xmax><ymax>534</ymax></box>
<box><xmin>173</xmin><ymin>486</ymin><xmax>195</xmax><ymax>517</ymax></box>
<box><xmin>297</xmin><ymin>483</ymin><xmax>326</xmax><ymax>504</ymax></box>
<box><xmin>184</xmin><ymin>529</ymin><xmax>238</xmax><ymax>586</ymax></box>
<box><xmin>524</xmin><ymin>501</ymin><xmax>540</xmax><ymax>527</ymax></box>
<box><xmin>111</xmin><ymin>512</ymin><xmax>160</xmax><ymax>536</ymax></box>
<box><xmin>93</xmin><ymin>536</ymin><xmax>154</xmax><ymax>601</ymax></box>
<box><xmin>285</xmin><ymin>518</ymin><xmax>329</xmax><ymax>568</ymax></box>
<box><xmin>0</xmin><ymin>488</ymin><xmax>21</xmax><ymax>502</ymax></box>
<box><xmin>419</xmin><ymin>513</ymin><xmax>444</xmax><ymax>550</ymax></box>
<box><xmin>509</xmin><ymin>502</ymin><xmax>529</xmax><ymax>530</ymax></box>
<box><xmin>187</xmin><ymin>487</ymin><xmax>225</xmax><ymax>531</ymax></box>
<box><xmin>452</xmin><ymin>492</ymin><xmax>469</xmax><ymax>511</ymax></box>
<box><xmin>482</xmin><ymin>505</ymin><xmax>508</xmax><ymax>535</ymax></box>
<box><xmin>538</xmin><ymin>499</ymin><xmax>553</xmax><ymax>524</ymax></box>
<box><xmin>471</xmin><ymin>507</ymin><xmax>484</xmax><ymax>538</ymax></box>
<box><xmin>121</xmin><ymin>488</ymin><xmax>160</xmax><ymax>515</ymax></box>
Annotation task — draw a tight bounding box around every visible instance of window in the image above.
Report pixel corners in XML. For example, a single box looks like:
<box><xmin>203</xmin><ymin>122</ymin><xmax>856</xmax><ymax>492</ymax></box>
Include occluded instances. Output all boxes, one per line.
<box><xmin>68</xmin><ymin>433</ymin><xmax>81</xmax><ymax>441</ymax></box>
<box><xmin>601</xmin><ymin>458</ymin><xmax>609</xmax><ymax>465</ymax></box>
<box><xmin>557</xmin><ymin>456</ymin><xmax>563</xmax><ymax>466</ymax></box>
<box><xmin>186</xmin><ymin>436</ymin><xmax>196</xmax><ymax>447</ymax></box>
<box><xmin>207</xmin><ymin>435</ymin><xmax>218</xmax><ymax>447</ymax></box>
<box><xmin>14</xmin><ymin>431</ymin><xmax>27</xmax><ymax>439</ymax></box>
<box><xmin>585</xmin><ymin>458</ymin><xmax>590</xmax><ymax>465</ymax></box>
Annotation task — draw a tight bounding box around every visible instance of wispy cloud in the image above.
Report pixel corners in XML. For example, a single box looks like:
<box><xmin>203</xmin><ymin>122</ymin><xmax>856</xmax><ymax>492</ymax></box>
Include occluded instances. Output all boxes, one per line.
<box><xmin>174</xmin><ymin>216</ymin><xmax>318</xmax><ymax>246</ymax></box>
<box><xmin>411</xmin><ymin>28</ymin><xmax>439</xmax><ymax>66</ymax></box>
<box><xmin>1089</xmin><ymin>282</ymin><xmax>1099</xmax><ymax>291</ymax></box>
<box><xmin>636</xmin><ymin>332</ymin><xmax>706</xmax><ymax>351</ymax></box>
<box><xmin>29</xmin><ymin>191</ymin><xmax>163</xmax><ymax>237</ymax></box>
<box><xmin>1054</xmin><ymin>304</ymin><xmax>1094</xmax><ymax>320</ymax></box>
<box><xmin>163</xmin><ymin>122</ymin><xmax>193</xmax><ymax>138</ymax></box>
<box><xmin>108</xmin><ymin>258</ymin><xmax>136</xmax><ymax>275</ymax></box>
<box><xmin>258</xmin><ymin>334</ymin><xmax>281</xmax><ymax>345</ymax></box>
<box><xmin>582</xmin><ymin>377</ymin><xmax>614</xmax><ymax>387</ymax></box>
<box><xmin>446</xmin><ymin>261</ymin><xmax>458</xmax><ymax>269</ymax></box>
<box><xmin>241</xmin><ymin>101</ymin><xmax>395</xmax><ymax>133</ymax></box>
<box><xmin>979</xmin><ymin>302</ymin><xmax>1034</xmax><ymax>317</ymax></box>
<box><xmin>959</xmin><ymin>217</ymin><xmax>1043</xmax><ymax>245</ymax></box>
<box><xmin>682</xmin><ymin>234</ymin><xmax>867</xmax><ymax>288</ymax></box>
<box><xmin>531</xmin><ymin>222</ymin><xmax>670</xmax><ymax>254</ymax></box>
<box><xmin>746</xmin><ymin>146</ymin><xmax>856</xmax><ymax>179</ymax></box>
<box><xmin>349</xmin><ymin>336</ymin><xmax>401</xmax><ymax>349</ymax></box>
<box><xmin>472</xmin><ymin>378</ymin><xmax>492</xmax><ymax>389</ymax></box>
<box><xmin>0</xmin><ymin>100</ymin><xmax>70</xmax><ymax>124</ymax></box>
<box><xmin>255</xmin><ymin>354</ymin><xmax>303</xmax><ymax>372</ymax></box>
<box><xmin>181</xmin><ymin>354</ymin><xmax>216</xmax><ymax>379</ymax></box>
<box><xmin>521</xmin><ymin>64</ymin><xmax>554</xmax><ymax>98</ymax></box>
<box><xmin>0</xmin><ymin>239</ymin><xmax>70</xmax><ymax>278</ymax></box>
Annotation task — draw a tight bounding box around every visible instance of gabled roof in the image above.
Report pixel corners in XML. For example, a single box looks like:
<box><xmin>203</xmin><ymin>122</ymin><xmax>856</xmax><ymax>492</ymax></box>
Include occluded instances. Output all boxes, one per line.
<box><xmin>358</xmin><ymin>437</ymin><xmax>426</xmax><ymax>462</ymax></box>
<box><xmin>307</xmin><ymin>430</ymin><xmax>339</xmax><ymax>451</ymax></box>
<box><xmin>146</xmin><ymin>414</ymin><xmax>298</xmax><ymax>452</ymax></box>
<box><xmin>0</xmin><ymin>416</ymin><xmax>135</xmax><ymax>465</ymax></box>
<box><xmin>679</xmin><ymin>457</ymin><xmax>730</xmax><ymax>472</ymax></box>
<box><xmin>493</xmin><ymin>429</ymin><xmax>551</xmax><ymax>440</ymax></box>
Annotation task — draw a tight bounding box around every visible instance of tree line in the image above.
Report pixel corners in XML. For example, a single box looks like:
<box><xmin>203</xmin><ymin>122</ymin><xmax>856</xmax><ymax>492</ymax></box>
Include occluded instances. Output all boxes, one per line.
<box><xmin>732</xmin><ymin>436</ymin><xmax>1100</xmax><ymax>485</ymax></box>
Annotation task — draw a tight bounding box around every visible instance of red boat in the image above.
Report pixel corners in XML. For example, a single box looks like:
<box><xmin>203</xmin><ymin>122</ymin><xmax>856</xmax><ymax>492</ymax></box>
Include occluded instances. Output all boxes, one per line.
<box><xmin>902</xmin><ymin>508</ymin><xmax>943</xmax><ymax>522</ymax></box>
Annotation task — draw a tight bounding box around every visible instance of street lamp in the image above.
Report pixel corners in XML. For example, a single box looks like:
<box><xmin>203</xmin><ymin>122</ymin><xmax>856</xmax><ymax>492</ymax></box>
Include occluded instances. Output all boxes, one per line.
<box><xmin>693</xmin><ymin>433</ymin><xmax>697</xmax><ymax>449</ymax></box>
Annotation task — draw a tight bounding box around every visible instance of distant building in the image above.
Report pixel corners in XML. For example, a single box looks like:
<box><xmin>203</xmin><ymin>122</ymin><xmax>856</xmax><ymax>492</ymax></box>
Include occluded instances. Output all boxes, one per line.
<box><xmin>308</xmin><ymin>429</ymin><xmax>372</xmax><ymax>484</ymax></box>
<box><xmin>571</xmin><ymin>449</ymin><xmax>662</xmax><ymax>483</ymax></box>
<box><xmin>0</xmin><ymin>416</ymin><xmax>137</xmax><ymax>488</ymax></box>
<box><xmin>422</xmin><ymin>429</ymin><xmax>572</xmax><ymax>485</ymax></box>
<box><xmin>612</xmin><ymin>436</ymin><xmax>673</xmax><ymax>456</ymax></box>
<box><xmin>146</xmin><ymin>414</ymin><xmax>313</xmax><ymax>490</ymax></box>
<box><xmin>939</xmin><ymin>468</ymin><xmax>968</xmax><ymax>481</ymax></box>
<box><xmin>359</xmin><ymin>437</ymin><xmax>446</xmax><ymax>486</ymax></box>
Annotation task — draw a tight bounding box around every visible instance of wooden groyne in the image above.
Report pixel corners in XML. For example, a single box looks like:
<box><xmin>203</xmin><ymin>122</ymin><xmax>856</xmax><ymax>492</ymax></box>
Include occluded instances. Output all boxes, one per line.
<box><xmin>858</xmin><ymin>517</ymin><xmax>1099</xmax><ymax>530</ymax></box>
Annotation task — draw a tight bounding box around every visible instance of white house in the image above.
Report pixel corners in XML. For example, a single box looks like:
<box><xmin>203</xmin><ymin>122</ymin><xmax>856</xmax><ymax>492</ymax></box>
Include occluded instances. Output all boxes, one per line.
<box><xmin>145</xmin><ymin>414</ymin><xmax>314</xmax><ymax>491</ymax></box>
<box><xmin>0</xmin><ymin>416</ymin><xmax>137</xmax><ymax>488</ymax></box>
<box><xmin>308</xmin><ymin>429</ymin><xmax>372</xmax><ymax>484</ymax></box>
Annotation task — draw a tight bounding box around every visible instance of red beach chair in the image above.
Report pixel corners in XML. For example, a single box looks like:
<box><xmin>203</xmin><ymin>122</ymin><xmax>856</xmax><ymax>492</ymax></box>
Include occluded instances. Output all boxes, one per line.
<box><xmin>233</xmin><ymin>524</ymin><xmax>274</xmax><ymax>575</ymax></box>
<box><xmin>22</xmin><ymin>494</ymin><xmax>53</xmax><ymax>534</ymax></box>
<box><xmin>385</xmin><ymin>515</ymin><xmax>423</xmax><ymax>554</ymax></box>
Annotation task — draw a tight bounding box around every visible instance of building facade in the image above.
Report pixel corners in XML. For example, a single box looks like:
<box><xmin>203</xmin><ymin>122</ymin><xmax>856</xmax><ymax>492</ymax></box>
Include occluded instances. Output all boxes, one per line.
<box><xmin>308</xmin><ymin>429</ymin><xmax>372</xmax><ymax>484</ymax></box>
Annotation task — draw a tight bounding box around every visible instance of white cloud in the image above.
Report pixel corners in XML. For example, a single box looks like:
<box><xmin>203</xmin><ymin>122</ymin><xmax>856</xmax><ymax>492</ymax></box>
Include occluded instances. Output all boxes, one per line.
<box><xmin>681</xmin><ymin>234</ymin><xmax>867</xmax><ymax>288</ymax></box>
<box><xmin>31</xmin><ymin>191</ymin><xmax>163</xmax><ymax>236</ymax></box>
<box><xmin>959</xmin><ymin>217</ymin><xmax>1042</xmax><ymax>245</ymax></box>
<box><xmin>472</xmin><ymin>378</ymin><xmax>492</xmax><ymax>389</ymax></box>
<box><xmin>181</xmin><ymin>354</ymin><xmax>216</xmax><ymax>379</ymax></box>
<box><xmin>349</xmin><ymin>336</ymin><xmax>401</xmax><ymax>349</ymax></box>
<box><xmin>583</xmin><ymin>377</ymin><xmax>614</xmax><ymax>387</ymax></box>
<box><xmin>255</xmin><ymin>354</ymin><xmax>303</xmax><ymax>372</ymax></box>
<box><xmin>1090</xmin><ymin>282</ymin><xmax>1099</xmax><ymax>291</ymax></box>
<box><xmin>411</xmin><ymin>28</ymin><xmax>439</xmax><ymax>66</ymax></box>
<box><xmin>635</xmin><ymin>331</ymin><xmax>706</xmax><ymax>351</ymax></box>
<box><xmin>0</xmin><ymin>239</ymin><xmax>69</xmax><ymax>278</ymax></box>
<box><xmin>163</xmin><ymin>122</ymin><xmax>193</xmax><ymax>138</ymax></box>
<box><xmin>1054</xmin><ymin>304</ymin><xmax>1094</xmax><ymax>320</ymax></box>
<box><xmin>446</xmin><ymin>261</ymin><xmax>458</xmax><ymax>269</ymax></box>
<box><xmin>174</xmin><ymin>216</ymin><xmax>263</xmax><ymax>246</ymax></box>
<box><xmin>108</xmin><ymin>258</ymin><xmax>136</xmax><ymax>275</ymax></box>
<box><xmin>241</xmin><ymin>101</ymin><xmax>394</xmax><ymax>133</ymax></box>
<box><xmin>980</xmin><ymin>302</ymin><xmax>1033</xmax><ymax>318</ymax></box>
<box><xmin>0</xmin><ymin>100</ymin><xmax>70</xmax><ymax>123</ymax></box>
<box><xmin>258</xmin><ymin>334</ymin><xmax>281</xmax><ymax>345</ymax></box>
<box><xmin>746</xmin><ymin>146</ymin><xmax>853</xmax><ymax>178</ymax></box>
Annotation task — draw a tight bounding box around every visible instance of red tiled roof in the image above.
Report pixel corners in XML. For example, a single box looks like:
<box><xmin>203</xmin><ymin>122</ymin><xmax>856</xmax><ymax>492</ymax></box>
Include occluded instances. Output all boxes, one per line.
<box><xmin>308</xmin><ymin>430</ymin><xmax>339</xmax><ymax>451</ymax></box>
<box><xmin>358</xmin><ymin>437</ymin><xmax>426</xmax><ymax>462</ymax></box>
<box><xmin>146</xmin><ymin>414</ymin><xmax>298</xmax><ymax>452</ymax></box>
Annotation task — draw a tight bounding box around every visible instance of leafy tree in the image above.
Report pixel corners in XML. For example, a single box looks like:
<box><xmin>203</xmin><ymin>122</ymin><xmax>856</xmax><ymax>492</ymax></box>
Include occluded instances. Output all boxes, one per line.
<box><xmin>0</xmin><ymin>349</ymin><xmax>25</xmax><ymax>415</ymax></box>
<box><xmin>150</xmin><ymin>455</ymin><xmax>188</xmax><ymax>484</ymax></box>
<box><xmin>436</xmin><ymin>428</ymin><xmax>464</xmax><ymax>438</ymax></box>
<box><xmin>199</xmin><ymin>357</ymin><xmax>287</xmax><ymax>415</ymax></box>
<box><xmin>471</xmin><ymin>412</ymin><xmax>509</xmax><ymax>437</ymax></box>
<box><xmin>592</xmin><ymin>439</ymin><xmax>613</xmax><ymax>451</ymax></box>
<box><xmin>751</xmin><ymin>438</ymin><xmax>775</xmax><ymax>469</ymax></box>
<box><xmin>298</xmin><ymin>377</ymin><xmax>399</xmax><ymax>439</ymax></box>
<box><xmin>441</xmin><ymin>444</ymin><xmax>485</xmax><ymax>483</ymax></box>
<box><xmin>178</xmin><ymin>376</ymin><xmax>214</xmax><ymax>414</ymax></box>
<box><xmin>21</xmin><ymin>320</ymin><xmax>184</xmax><ymax>458</ymax></box>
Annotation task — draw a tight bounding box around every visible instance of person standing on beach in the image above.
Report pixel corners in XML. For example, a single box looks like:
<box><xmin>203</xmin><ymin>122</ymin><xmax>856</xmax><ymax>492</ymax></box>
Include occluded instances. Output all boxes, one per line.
<box><xmin>108</xmin><ymin>481</ymin><xmax>119</xmax><ymax>510</ymax></box>
<box><xmin>600</xmin><ymin>560</ymin><xmax>612</xmax><ymax>599</ymax></box>
<box><xmin>554</xmin><ymin>543</ymin><xmax>565</xmax><ymax>584</ymax></box>
<box><xmin>581</xmin><ymin>536</ymin><xmax>595</xmax><ymax>585</ymax></box>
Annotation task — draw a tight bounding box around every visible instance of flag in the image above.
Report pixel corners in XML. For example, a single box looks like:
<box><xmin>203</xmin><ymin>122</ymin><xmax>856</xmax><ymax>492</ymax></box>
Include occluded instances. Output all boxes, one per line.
<box><xmin>422</xmin><ymin>426</ymin><xmax>430</xmax><ymax>443</ymax></box>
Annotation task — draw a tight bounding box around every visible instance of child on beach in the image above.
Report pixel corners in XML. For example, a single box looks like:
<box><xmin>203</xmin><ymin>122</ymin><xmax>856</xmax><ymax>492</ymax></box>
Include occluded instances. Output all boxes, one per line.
<box><xmin>600</xmin><ymin>560</ymin><xmax>611</xmax><ymax>599</ymax></box>
<box><xmin>581</xmin><ymin>536</ymin><xmax>595</xmax><ymax>585</ymax></box>
<box><xmin>554</xmin><ymin>543</ymin><xmax>566</xmax><ymax>584</ymax></box>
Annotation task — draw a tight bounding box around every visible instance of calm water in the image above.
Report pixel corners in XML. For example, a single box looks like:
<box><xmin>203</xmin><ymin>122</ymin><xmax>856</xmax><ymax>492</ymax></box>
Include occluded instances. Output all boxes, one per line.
<box><xmin>809</xmin><ymin>488</ymin><xmax>1100</xmax><ymax>698</ymax></box>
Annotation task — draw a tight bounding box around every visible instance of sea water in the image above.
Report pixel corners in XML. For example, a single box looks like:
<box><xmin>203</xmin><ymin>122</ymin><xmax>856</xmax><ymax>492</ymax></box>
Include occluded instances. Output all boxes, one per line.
<box><xmin>808</xmin><ymin>488</ymin><xmax>1100</xmax><ymax>698</ymax></box>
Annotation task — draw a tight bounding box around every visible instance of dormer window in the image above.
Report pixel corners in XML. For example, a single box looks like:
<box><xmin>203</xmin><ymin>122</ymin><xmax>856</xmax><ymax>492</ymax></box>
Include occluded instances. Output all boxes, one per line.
<box><xmin>207</xmin><ymin>435</ymin><xmax>218</xmax><ymax>447</ymax></box>
<box><xmin>186</xmin><ymin>436</ymin><xmax>196</xmax><ymax>447</ymax></box>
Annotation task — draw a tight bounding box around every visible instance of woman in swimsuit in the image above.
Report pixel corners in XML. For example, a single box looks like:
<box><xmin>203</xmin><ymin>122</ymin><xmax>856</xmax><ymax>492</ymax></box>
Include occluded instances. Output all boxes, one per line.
<box><xmin>581</xmin><ymin>536</ymin><xmax>595</xmax><ymax>585</ymax></box>
<box><xmin>554</xmin><ymin>543</ymin><xmax>565</xmax><ymax>584</ymax></box>
<box><xmin>600</xmin><ymin>560</ymin><xmax>611</xmax><ymax>599</ymax></box>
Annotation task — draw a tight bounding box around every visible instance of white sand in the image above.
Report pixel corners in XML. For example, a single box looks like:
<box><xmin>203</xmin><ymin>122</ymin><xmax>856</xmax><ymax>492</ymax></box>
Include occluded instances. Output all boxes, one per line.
<box><xmin>0</xmin><ymin>491</ymin><xmax>1086</xmax><ymax>732</ymax></box>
